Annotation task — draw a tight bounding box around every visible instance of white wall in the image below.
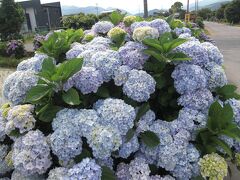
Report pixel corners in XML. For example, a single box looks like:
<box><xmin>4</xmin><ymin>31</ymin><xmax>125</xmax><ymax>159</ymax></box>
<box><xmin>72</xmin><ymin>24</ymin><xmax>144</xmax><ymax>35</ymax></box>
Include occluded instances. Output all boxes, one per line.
<box><xmin>26</xmin><ymin>7</ymin><xmax>37</xmax><ymax>32</ymax></box>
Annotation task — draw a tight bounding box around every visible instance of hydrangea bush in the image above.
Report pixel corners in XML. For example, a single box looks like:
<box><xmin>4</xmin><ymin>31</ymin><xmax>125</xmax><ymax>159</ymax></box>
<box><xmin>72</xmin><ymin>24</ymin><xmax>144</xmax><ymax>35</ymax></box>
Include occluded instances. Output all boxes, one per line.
<box><xmin>1</xmin><ymin>15</ymin><xmax>240</xmax><ymax>180</ymax></box>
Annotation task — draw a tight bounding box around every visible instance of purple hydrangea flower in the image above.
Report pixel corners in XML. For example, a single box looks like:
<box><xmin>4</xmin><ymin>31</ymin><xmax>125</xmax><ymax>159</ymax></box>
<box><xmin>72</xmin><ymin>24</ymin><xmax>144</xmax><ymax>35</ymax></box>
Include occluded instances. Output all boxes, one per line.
<box><xmin>64</xmin><ymin>67</ymin><xmax>104</xmax><ymax>94</ymax></box>
<box><xmin>92</xmin><ymin>21</ymin><xmax>114</xmax><ymax>34</ymax></box>
<box><xmin>149</xmin><ymin>19</ymin><xmax>171</xmax><ymax>35</ymax></box>
<box><xmin>113</xmin><ymin>65</ymin><xmax>131</xmax><ymax>86</ymax></box>
<box><xmin>201</xmin><ymin>42</ymin><xmax>223</xmax><ymax>65</ymax></box>
<box><xmin>173</xmin><ymin>27</ymin><xmax>192</xmax><ymax>36</ymax></box>
<box><xmin>118</xmin><ymin>41</ymin><xmax>149</xmax><ymax>69</ymax></box>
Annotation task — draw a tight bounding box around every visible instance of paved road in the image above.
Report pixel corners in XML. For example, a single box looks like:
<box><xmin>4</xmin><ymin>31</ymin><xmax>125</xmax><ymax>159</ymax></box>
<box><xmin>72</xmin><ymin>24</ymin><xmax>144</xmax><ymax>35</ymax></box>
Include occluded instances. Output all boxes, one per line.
<box><xmin>205</xmin><ymin>22</ymin><xmax>240</xmax><ymax>92</ymax></box>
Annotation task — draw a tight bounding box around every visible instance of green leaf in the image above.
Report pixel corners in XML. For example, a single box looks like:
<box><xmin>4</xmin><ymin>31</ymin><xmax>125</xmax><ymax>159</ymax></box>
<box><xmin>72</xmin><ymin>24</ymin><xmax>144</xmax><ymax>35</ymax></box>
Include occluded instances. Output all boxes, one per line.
<box><xmin>153</xmin><ymin>73</ymin><xmax>167</xmax><ymax>89</ymax></box>
<box><xmin>191</xmin><ymin>175</ymin><xmax>205</xmax><ymax>180</ymax></box>
<box><xmin>216</xmin><ymin>84</ymin><xmax>240</xmax><ymax>101</ymax></box>
<box><xmin>135</xmin><ymin>103</ymin><xmax>150</xmax><ymax>122</ymax></box>
<box><xmin>38</xmin><ymin>104</ymin><xmax>62</xmax><ymax>122</ymax></box>
<box><xmin>167</xmin><ymin>38</ymin><xmax>188</xmax><ymax>51</ymax></box>
<box><xmin>140</xmin><ymin>131</ymin><xmax>160</xmax><ymax>148</ymax></box>
<box><xmin>109</xmin><ymin>11</ymin><xmax>126</xmax><ymax>25</ymax></box>
<box><xmin>9</xmin><ymin>129</ymin><xmax>21</xmax><ymax>137</ymax></box>
<box><xmin>211</xmin><ymin>137</ymin><xmax>233</xmax><ymax>158</ymax></box>
<box><xmin>126</xmin><ymin>128</ymin><xmax>135</xmax><ymax>142</ymax></box>
<box><xmin>25</xmin><ymin>84</ymin><xmax>52</xmax><ymax>103</ymax></box>
<box><xmin>74</xmin><ymin>149</ymin><xmax>92</xmax><ymax>163</ymax></box>
<box><xmin>41</xmin><ymin>57</ymin><xmax>55</xmax><ymax>75</ymax></box>
<box><xmin>142</xmin><ymin>38</ymin><xmax>163</xmax><ymax>52</ymax></box>
<box><xmin>62</xmin><ymin>88</ymin><xmax>81</xmax><ymax>105</ymax></box>
<box><xmin>144</xmin><ymin>49</ymin><xmax>168</xmax><ymax>62</ymax></box>
<box><xmin>220</xmin><ymin>124</ymin><xmax>240</xmax><ymax>141</ymax></box>
<box><xmin>165</xmin><ymin>15</ymin><xmax>174</xmax><ymax>25</ymax></box>
<box><xmin>101</xmin><ymin>166</ymin><xmax>116</xmax><ymax>180</ymax></box>
<box><xmin>54</xmin><ymin>58</ymin><xmax>83</xmax><ymax>82</ymax></box>
<box><xmin>159</xmin><ymin>32</ymin><xmax>173</xmax><ymax>45</ymax></box>
<box><xmin>96</xmin><ymin>86</ymin><xmax>110</xmax><ymax>98</ymax></box>
<box><xmin>168</xmin><ymin>52</ymin><xmax>191</xmax><ymax>61</ymax></box>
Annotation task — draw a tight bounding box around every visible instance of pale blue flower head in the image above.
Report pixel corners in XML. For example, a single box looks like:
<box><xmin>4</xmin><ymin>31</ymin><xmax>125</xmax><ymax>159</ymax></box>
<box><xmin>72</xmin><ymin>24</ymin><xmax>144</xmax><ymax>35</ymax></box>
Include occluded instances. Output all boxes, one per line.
<box><xmin>172</xmin><ymin>64</ymin><xmax>207</xmax><ymax>94</ymax></box>
<box><xmin>3</xmin><ymin>71</ymin><xmax>38</xmax><ymax>105</ymax></box>
<box><xmin>149</xmin><ymin>19</ymin><xmax>171</xmax><ymax>35</ymax></box>
<box><xmin>201</xmin><ymin>42</ymin><xmax>223</xmax><ymax>65</ymax></box>
<box><xmin>113</xmin><ymin>65</ymin><xmax>131</xmax><ymax>86</ymax></box>
<box><xmin>123</xmin><ymin>69</ymin><xmax>156</xmax><ymax>102</ymax></box>
<box><xmin>12</xmin><ymin>130</ymin><xmax>52</xmax><ymax>176</ymax></box>
<box><xmin>92</xmin><ymin>21</ymin><xmax>114</xmax><ymax>34</ymax></box>
<box><xmin>68</xmin><ymin>158</ymin><xmax>101</xmax><ymax>180</ymax></box>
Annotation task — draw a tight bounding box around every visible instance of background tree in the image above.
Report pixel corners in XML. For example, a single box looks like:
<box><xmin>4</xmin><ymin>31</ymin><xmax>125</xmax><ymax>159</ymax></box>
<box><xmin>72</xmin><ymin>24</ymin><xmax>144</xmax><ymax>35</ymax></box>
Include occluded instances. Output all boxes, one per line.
<box><xmin>216</xmin><ymin>3</ymin><xmax>228</xmax><ymax>20</ymax></box>
<box><xmin>224</xmin><ymin>0</ymin><xmax>240</xmax><ymax>24</ymax></box>
<box><xmin>0</xmin><ymin>0</ymin><xmax>25</xmax><ymax>41</ymax></box>
<box><xmin>197</xmin><ymin>8</ymin><xmax>213</xmax><ymax>20</ymax></box>
<box><xmin>169</xmin><ymin>2</ymin><xmax>185</xmax><ymax>19</ymax></box>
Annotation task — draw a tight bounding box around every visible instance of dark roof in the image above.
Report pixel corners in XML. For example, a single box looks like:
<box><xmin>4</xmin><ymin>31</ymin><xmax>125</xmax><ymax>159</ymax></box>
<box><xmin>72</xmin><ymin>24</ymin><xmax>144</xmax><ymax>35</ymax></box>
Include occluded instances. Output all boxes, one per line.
<box><xmin>42</xmin><ymin>2</ymin><xmax>61</xmax><ymax>8</ymax></box>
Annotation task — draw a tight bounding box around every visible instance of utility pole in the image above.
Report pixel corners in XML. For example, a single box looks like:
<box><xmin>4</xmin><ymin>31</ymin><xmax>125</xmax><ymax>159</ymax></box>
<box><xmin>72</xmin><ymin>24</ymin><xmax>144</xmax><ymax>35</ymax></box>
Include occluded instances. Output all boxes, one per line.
<box><xmin>143</xmin><ymin>0</ymin><xmax>148</xmax><ymax>18</ymax></box>
<box><xmin>96</xmin><ymin>3</ymin><xmax>99</xmax><ymax>16</ymax></box>
<box><xmin>187</xmin><ymin>0</ymin><xmax>189</xmax><ymax>13</ymax></box>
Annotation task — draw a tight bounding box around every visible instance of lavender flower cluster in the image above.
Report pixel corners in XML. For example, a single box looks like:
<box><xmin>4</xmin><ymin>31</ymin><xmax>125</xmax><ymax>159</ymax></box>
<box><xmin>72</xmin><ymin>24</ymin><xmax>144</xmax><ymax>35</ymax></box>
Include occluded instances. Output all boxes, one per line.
<box><xmin>6</xmin><ymin>40</ymin><xmax>25</xmax><ymax>58</ymax></box>
<box><xmin>1</xmin><ymin>16</ymin><xmax>238</xmax><ymax>180</ymax></box>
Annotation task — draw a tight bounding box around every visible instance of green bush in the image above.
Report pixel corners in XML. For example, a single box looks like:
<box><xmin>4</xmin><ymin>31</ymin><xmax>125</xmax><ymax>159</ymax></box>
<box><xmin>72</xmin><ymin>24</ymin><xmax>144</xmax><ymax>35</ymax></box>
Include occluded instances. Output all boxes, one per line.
<box><xmin>0</xmin><ymin>0</ymin><xmax>25</xmax><ymax>41</ymax></box>
<box><xmin>0</xmin><ymin>42</ymin><xmax>7</xmax><ymax>56</ymax></box>
<box><xmin>224</xmin><ymin>0</ymin><xmax>240</xmax><ymax>24</ymax></box>
<box><xmin>62</xmin><ymin>13</ymin><xmax>98</xmax><ymax>30</ymax></box>
<box><xmin>196</xmin><ymin>17</ymin><xmax>205</xmax><ymax>29</ymax></box>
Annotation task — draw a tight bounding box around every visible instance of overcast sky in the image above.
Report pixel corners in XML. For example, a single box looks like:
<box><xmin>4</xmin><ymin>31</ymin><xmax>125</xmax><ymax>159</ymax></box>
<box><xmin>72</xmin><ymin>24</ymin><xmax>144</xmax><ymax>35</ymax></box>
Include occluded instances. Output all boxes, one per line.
<box><xmin>16</xmin><ymin>0</ymin><xmax>197</xmax><ymax>14</ymax></box>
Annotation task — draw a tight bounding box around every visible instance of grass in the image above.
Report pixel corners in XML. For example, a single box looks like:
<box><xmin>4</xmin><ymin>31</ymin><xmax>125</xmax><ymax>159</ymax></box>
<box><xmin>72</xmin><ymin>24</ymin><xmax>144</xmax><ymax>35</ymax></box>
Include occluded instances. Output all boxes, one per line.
<box><xmin>0</xmin><ymin>56</ymin><xmax>27</xmax><ymax>68</ymax></box>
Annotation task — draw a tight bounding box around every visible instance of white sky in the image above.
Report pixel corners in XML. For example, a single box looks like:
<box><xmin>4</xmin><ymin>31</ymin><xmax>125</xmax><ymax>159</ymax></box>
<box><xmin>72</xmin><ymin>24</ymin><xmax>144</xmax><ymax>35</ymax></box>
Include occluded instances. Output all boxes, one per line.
<box><xmin>16</xmin><ymin>0</ymin><xmax>198</xmax><ymax>14</ymax></box>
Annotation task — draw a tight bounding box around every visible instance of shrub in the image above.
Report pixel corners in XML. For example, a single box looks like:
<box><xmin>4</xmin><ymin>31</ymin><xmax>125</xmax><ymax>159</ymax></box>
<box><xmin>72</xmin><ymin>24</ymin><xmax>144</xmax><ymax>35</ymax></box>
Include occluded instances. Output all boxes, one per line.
<box><xmin>0</xmin><ymin>41</ymin><xmax>7</xmax><ymax>56</ymax></box>
<box><xmin>224</xmin><ymin>0</ymin><xmax>240</xmax><ymax>24</ymax></box>
<box><xmin>0</xmin><ymin>0</ymin><xmax>25</xmax><ymax>41</ymax></box>
<box><xmin>1</xmin><ymin>16</ymin><xmax>240</xmax><ymax>180</ymax></box>
<box><xmin>196</xmin><ymin>17</ymin><xmax>205</xmax><ymax>29</ymax></box>
<box><xmin>62</xmin><ymin>13</ymin><xmax>98</xmax><ymax>30</ymax></box>
<box><xmin>6</xmin><ymin>40</ymin><xmax>25</xmax><ymax>58</ymax></box>
<box><xmin>33</xmin><ymin>34</ymin><xmax>45</xmax><ymax>50</ymax></box>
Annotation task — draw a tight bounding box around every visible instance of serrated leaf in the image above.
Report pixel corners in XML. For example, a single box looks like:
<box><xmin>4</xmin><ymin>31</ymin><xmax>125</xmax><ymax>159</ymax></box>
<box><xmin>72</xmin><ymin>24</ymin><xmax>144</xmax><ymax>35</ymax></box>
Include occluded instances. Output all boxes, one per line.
<box><xmin>216</xmin><ymin>84</ymin><xmax>240</xmax><ymax>101</ymax></box>
<box><xmin>211</xmin><ymin>137</ymin><xmax>233</xmax><ymax>158</ymax></box>
<box><xmin>144</xmin><ymin>49</ymin><xmax>168</xmax><ymax>62</ymax></box>
<box><xmin>220</xmin><ymin>124</ymin><xmax>240</xmax><ymax>141</ymax></box>
<box><xmin>140</xmin><ymin>131</ymin><xmax>160</xmax><ymax>148</ymax></box>
<box><xmin>159</xmin><ymin>32</ymin><xmax>173</xmax><ymax>45</ymax></box>
<box><xmin>126</xmin><ymin>128</ymin><xmax>135</xmax><ymax>142</ymax></box>
<box><xmin>166</xmin><ymin>15</ymin><xmax>174</xmax><ymax>25</ymax></box>
<box><xmin>167</xmin><ymin>38</ymin><xmax>188</xmax><ymax>51</ymax></box>
<box><xmin>62</xmin><ymin>88</ymin><xmax>81</xmax><ymax>105</ymax></box>
<box><xmin>101</xmin><ymin>166</ymin><xmax>116</xmax><ymax>180</ymax></box>
<box><xmin>142</xmin><ymin>38</ymin><xmax>163</xmax><ymax>52</ymax></box>
<box><xmin>25</xmin><ymin>84</ymin><xmax>52</xmax><ymax>103</ymax></box>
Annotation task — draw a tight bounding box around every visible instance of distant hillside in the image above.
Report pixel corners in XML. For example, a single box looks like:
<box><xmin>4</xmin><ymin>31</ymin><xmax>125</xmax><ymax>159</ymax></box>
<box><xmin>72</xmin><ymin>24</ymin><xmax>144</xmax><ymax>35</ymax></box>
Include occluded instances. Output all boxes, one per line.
<box><xmin>62</xmin><ymin>6</ymin><xmax>129</xmax><ymax>16</ymax></box>
<box><xmin>189</xmin><ymin>0</ymin><xmax>231</xmax><ymax>10</ymax></box>
<box><xmin>135</xmin><ymin>9</ymin><xmax>163</xmax><ymax>17</ymax></box>
<box><xmin>201</xmin><ymin>1</ymin><xmax>230</xmax><ymax>10</ymax></box>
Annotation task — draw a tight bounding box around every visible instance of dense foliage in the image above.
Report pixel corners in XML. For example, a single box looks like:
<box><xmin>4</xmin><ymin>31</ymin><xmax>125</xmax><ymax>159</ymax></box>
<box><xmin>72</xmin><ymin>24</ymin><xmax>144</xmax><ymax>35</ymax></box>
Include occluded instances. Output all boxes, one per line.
<box><xmin>1</xmin><ymin>15</ymin><xmax>240</xmax><ymax>180</ymax></box>
<box><xmin>224</xmin><ymin>0</ymin><xmax>240</xmax><ymax>24</ymax></box>
<box><xmin>62</xmin><ymin>13</ymin><xmax>99</xmax><ymax>30</ymax></box>
<box><xmin>0</xmin><ymin>0</ymin><xmax>25</xmax><ymax>41</ymax></box>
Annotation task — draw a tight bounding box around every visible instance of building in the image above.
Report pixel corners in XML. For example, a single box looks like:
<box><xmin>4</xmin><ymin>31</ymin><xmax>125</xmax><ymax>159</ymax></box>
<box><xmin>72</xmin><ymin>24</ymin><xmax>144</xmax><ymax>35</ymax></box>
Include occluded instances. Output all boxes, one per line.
<box><xmin>18</xmin><ymin>0</ymin><xmax>62</xmax><ymax>32</ymax></box>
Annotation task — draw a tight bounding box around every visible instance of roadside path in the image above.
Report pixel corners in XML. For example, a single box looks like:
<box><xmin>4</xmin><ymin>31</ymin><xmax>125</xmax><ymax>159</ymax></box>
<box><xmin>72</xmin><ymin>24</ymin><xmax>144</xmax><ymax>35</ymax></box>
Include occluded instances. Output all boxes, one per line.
<box><xmin>205</xmin><ymin>22</ymin><xmax>240</xmax><ymax>92</ymax></box>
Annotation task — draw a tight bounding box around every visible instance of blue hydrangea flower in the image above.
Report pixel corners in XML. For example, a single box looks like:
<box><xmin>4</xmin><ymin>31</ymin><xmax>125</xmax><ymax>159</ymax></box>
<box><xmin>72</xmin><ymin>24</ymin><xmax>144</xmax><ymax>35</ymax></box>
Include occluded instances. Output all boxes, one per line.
<box><xmin>204</xmin><ymin>62</ymin><xmax>227</xmax><ymax>90</ymax></box>
<box><xmin>131</xmin><ymin>21</ymin><xmax>150</xmax><ymax>32</ymax></box>
<box><xmin>66</xmin><ymin>44</ymin><xmax>85</xmax><ymax>60</ymax></box>
<box><xmin>6</xmin><ymin>104</ymin><xmax>36</xmax><ymax>134</ymax></box>
<box><xmin>63</xmin><ymin>67</ymin><xmax>104</xmax><ymax>94</ymax></box>
<box><xmin>113</xmin><ymin>65</ymin><xmax>131</xmax><ymax>86</ymax></box>
<box><xmin>50</xmin><ymin>127</ymin><xmax>82</xmax><ymax>165</ymax></box>
<box><xmin>225</xmin><ymin>98</ymin><xmax>240</xmax><ymax>125</ymax></box>
<box><xmin>12</xmin><ymin>130</ymin><xmax>52</xmax><ymax>176</ymax></box>
<box><xmin>96</xmin><ymin>157</ymin><xmax>114</xmax><ymax>170</ymax></box>
<box><xmin>11</xmin><ymin>170</ymin><xmax>44</xmax><ymax>180</ymax></box>
<box><xmin>87</xmin><ymin>37</ymin><xmax>111</xmax><ymax>47</ymax></box>
<box><xmin>68</xmin><ymin>158</ymin><xmax>101</xmax><ymax>180</ymax></box>
<box><xmin>201</xmin><ymin>42</ymin><xmax>223</xmax><ymax>65</ymax></box>
<box><xmin>17</xmin><ymin>53</ymin><xmax>49</xmax><ymax>72</ymax></box>
<box><xmin>0</xmin><ymin>145</ymin><xmax>13</xmax><ymax>175</ymax></box>
<box><xmin>0</xmin><ymin>111</ymin><xmax>7</xmax><ymax>142</ymax></box>
<box><xmin>123</xmin><ymin>70</ymin><xmax>156</xmax><ymax>102</ymax></box>
<box><xmin>172</xmin><ymin>64</ymin><xmax>207</xmax><ymax>94</ymax></box>
<box><xmin>91</xmin><ymin>50</ymin><xmax>122</xmax><ymax>82</ymax></box>
<box><xmin>128</xmin><ymin>157</ymin><xmax>151</xmax><ymax>179</ymax></box>
<box><xmin>3</xmin><ymin>71</ymin><xmax>38</xmax><ymax>105</ymax></box>
<box><xmin>94</xmin><ymin>98</ymin><xmax>136</xmax><ymax>135</ymax></box>
<box><xmin>174</xmin><ymin>41</ymin><xmax>209</xmax><ymax>67</ymax></box>
<box><xmin>47</xmin><ymin>167</ymin><xmax>68</xmax><ymax>180</ymax></box>
<box><xmin>149</xmin><ymin>19</ymin><xmax>171</xmax><ymax>35</ymax></box>
<box><xmin>136</xmin><ymin>110</ymin><xmax>155</xmax><ymax>134</ymax></box>
<box><xmin>116</xmin><ymin>163</ymin><xmax>131</xmax><ymax>180</ymax></box>
<box><xmin>87</xmin><ymin>125</ymin><xmax>122</xmax><ymax>159</ymax></box>
<box><xmin>92</xmin><ymin>21</ymin><xmax>114</xmax><ymax>34</ymax></box>
<box><xmin>118</xmin><ymin>41</ymin><xmax>149</xmax><ymax>69</ymax></box>
<box><xmin>173</xmin><ymin>27</ymin><xmax>192</xmax><ymax>36</ymax></box>
<box><xmin>178</xmin><ymin>89</ymin><xmax>214</xmax><ymax>111</ymax></box>
<box><xmin>118</xmin><ymin>134</ymin><xmax>139</xmax><ymax>158</ymax></box>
